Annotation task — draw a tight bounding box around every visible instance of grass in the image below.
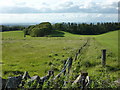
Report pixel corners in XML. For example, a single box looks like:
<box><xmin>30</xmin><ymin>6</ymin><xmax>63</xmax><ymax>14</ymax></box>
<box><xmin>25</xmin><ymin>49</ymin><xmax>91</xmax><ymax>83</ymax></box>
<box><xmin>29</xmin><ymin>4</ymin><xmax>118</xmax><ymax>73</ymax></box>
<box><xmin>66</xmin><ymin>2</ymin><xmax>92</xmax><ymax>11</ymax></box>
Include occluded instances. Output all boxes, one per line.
<box><xmin>1</xmin><ymin>30</ymin><xmax>119</xmax><ymax>81</ymax></box>
<box><xmin>95</xmin><ymin>31</ymin><xmax>118</xmax><ymax>56</ymax></box>
<box><xmin>2</xmin><ymin>31</ymin><xmax>86</xmax><ymax>78</ymax></box>
<box><xmin>73</xmin><ymin>30</ymin><xmax>119</xmax><ymax>79</ymax></box>
<box><xmin>95</xmin><ymin>31</ymin><xmax>119</xmax><ymax>78</ymax></box>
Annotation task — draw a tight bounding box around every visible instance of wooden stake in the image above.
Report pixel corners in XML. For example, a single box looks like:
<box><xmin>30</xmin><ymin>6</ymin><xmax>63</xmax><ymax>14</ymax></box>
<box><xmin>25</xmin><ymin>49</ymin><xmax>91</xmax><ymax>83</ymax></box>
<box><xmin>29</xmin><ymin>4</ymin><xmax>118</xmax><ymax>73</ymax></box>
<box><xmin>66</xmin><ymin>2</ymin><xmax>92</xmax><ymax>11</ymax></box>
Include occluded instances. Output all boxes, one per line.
<box><xmin>101</xmin><ymin>49</ymin><xmax>106</xmax><ymax>67</ymax></box>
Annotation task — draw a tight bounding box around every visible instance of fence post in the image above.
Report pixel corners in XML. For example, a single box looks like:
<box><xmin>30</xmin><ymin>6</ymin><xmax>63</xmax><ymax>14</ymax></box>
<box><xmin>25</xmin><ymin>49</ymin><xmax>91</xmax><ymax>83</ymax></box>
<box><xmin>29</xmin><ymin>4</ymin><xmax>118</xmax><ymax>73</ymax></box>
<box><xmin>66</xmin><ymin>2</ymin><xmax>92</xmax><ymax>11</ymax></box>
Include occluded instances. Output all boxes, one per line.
<box><xmin>101</xmin><ymin>49</ymin><xmax>106</xmax><ymax>67</ymax></box>
<box><xmin>68</xmin><ymin>57</ymin><xmax>73</xmax><ymax>73</ymax></box>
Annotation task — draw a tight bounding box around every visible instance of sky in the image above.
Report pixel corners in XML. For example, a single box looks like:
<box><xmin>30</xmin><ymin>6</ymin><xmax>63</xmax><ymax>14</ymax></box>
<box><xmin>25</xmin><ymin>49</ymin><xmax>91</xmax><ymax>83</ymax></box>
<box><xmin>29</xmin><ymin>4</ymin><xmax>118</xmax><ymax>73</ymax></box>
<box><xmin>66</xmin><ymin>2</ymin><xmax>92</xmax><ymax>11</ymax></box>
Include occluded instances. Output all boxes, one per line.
<box><xmin>0</xmin><ymin>0</ymin><xmax>119</xmax><ymax>24</ymax></box>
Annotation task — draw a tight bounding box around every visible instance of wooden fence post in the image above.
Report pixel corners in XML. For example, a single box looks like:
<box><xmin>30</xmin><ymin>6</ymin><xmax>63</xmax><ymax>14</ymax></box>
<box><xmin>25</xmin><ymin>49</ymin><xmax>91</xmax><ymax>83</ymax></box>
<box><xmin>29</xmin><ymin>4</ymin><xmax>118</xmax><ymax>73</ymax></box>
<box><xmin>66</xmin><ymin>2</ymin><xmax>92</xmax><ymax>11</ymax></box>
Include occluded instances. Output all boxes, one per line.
<box><xmin>101</xmin><ymin>49</ymin><xmax>106</xmax><ymax>67</ymax></box>
<box><xmin>68</xmin><ymin>57</ymin><xmax>73</xmax><ymax>74</ymax></box>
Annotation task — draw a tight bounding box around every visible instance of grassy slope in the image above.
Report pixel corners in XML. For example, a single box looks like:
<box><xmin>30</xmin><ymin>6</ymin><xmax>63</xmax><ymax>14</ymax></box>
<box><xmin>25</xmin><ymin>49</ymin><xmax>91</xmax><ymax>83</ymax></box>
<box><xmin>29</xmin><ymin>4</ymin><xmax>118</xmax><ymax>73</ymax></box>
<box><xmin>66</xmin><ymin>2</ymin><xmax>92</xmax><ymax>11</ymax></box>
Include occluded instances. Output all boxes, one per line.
<box><xmin>73</xmin><ymin>30</ymin><xmax>119</xmax><ymax>79</ymax></box>
<box><xmin>2</xmin><ymin>31</ymin><xmax>86</xmax><ymax>78</ymax></box>
<box><xmin>95</xmin><ymin>31</ymin><xmax>119</xmax><ymax>78</ymax></box>
<box><xmin>2</xmin><ymin>30</ymin><xmax>119</xmax><ymax>79</ymax></box>
<box><xmin>95</xmin><ymin>31</ymin><xmax>118</xmax><ymax>56</ymax></box>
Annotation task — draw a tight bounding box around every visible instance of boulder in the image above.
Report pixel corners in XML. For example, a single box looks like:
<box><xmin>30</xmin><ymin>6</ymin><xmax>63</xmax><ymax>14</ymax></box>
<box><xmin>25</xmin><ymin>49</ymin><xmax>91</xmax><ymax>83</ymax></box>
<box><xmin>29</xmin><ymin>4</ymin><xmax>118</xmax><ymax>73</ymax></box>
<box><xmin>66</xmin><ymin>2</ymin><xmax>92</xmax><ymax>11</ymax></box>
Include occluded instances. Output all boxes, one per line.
<box><xmin>0</xmin><ymin>77</ymin><xmax>7</xmax><ymax>89</ymax></box>
<box><xmin>5</xmin><ymin>75</ymin><xmax>22</xmax><ymax>88</ymax></box>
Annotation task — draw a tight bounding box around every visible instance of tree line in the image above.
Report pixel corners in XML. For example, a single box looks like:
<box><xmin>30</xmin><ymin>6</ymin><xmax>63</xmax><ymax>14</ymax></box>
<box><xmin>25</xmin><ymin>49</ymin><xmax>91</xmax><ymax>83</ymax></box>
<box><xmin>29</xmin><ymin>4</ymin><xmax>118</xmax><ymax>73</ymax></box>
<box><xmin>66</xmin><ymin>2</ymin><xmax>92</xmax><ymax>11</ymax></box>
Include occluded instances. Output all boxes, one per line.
<box><xmin>1</xmin><ymin>22</ymin><xmax>120</xmax><ymax>36</ymax></box>
<box><xmin>53</xmin><ymin>22</ymin><xmax>120</xmax><ymax>35</ymax></box>
<box><xmin>0</xmin><ymin>25</ymin><xmax>25</xmax><ymax>32</ymax></box>
<box><xmin>24</xmin><ymin>22</ymin><xmax>120</xmax><ymax>37</ymax></box>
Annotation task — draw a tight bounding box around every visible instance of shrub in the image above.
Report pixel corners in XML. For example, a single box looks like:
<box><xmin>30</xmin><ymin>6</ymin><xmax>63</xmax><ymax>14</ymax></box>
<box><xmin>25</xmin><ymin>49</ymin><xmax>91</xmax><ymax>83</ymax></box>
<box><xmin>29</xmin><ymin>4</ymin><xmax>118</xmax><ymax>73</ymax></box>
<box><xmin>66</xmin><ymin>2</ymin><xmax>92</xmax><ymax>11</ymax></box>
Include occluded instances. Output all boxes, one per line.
<box><xmin>30</xmin><ymin>28</ymin><xmax>45</xmax><ymax>37</ymax></box>
<box><xmin>24</xmin><ymin>22</ymin><xmax>53</xmax><ymax>37</ymax></box>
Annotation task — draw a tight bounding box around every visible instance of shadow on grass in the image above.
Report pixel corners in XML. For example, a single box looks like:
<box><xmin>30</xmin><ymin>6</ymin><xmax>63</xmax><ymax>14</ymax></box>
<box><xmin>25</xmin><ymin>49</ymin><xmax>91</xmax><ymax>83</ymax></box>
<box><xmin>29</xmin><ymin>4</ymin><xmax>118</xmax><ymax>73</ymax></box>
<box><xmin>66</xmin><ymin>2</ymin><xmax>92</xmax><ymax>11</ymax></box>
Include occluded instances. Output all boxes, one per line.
<box><xmin>106</xmin><ymin>65</ymin><xmax>120</xmax><ymax>71</ymax></box>
<box><xmin>4</xmin><ymin>71</ymin><xmax>24</xmax><ymax>75</ymax></box>
<box><xmin>48</xmin><ymin>30</ymin><xmax>65</xmax><ymax>37</ymax></box>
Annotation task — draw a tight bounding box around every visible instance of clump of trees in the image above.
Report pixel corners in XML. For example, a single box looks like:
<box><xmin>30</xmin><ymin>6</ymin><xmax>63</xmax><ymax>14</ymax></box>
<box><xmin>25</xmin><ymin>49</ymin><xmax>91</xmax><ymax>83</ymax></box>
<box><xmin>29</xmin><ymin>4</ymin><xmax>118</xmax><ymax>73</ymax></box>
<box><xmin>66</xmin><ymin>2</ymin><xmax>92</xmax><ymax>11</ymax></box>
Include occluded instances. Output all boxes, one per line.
<box><xmin>53</xmin><ymin>22</ymin><xmax>120</xmax><ymax>35</ymax></box>
<box><xmin>24</xmin><ymin>22</ymin><xmax>53</xmax><ymax>37</ymax></box>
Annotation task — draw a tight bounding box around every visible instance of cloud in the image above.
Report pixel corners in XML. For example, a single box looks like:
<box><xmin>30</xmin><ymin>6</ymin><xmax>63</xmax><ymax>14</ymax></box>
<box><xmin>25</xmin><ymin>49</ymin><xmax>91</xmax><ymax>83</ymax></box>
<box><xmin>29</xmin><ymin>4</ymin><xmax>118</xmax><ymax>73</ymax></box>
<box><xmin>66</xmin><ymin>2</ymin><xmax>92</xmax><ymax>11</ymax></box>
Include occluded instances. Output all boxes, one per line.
<box><xmin>0</xmin><ymin>0</ymin><xmax>118</xmax><ymax>14</ymax></box>
<box><xmin>52</xmin><ymin>1</ymin><xmax>118</xmax><ymax>13</ymax></box>
<box><xmin>0</xmin><ymin>13</ymin><xmax>117</xmax><ymax>24</ymax></box>
<box><xmin>1</xmin><ymin>7</ymin><xmax>54</xmax><ymax>14</ymax></box>
<box><xmin>0</xmin><ymin>6</ymin><xmax>40</xmax><ymax>13</ymax></box>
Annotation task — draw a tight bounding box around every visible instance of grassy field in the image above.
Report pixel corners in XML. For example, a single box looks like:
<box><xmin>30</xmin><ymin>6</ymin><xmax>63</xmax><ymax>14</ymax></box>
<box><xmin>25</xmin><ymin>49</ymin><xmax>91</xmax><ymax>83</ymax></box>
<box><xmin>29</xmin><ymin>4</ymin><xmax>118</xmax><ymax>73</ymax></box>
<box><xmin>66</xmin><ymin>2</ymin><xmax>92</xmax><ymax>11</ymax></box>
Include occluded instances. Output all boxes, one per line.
<box><xmin>2</xmin><ymin>31</ymin><xmax>86</xmax><ymax>78</ymax></box>
<box><xmin>96</xmin><ymin>31</ymin><xmax>118</xmax><ymax>56</ymax></box>
<box><xmin>74</xmin><ymin>30</ymin><xmax>119</xmax><ymax>78</ymax></box>
<box><xmin>1</xmin><ymin>30</ymin><xmax>119</xmax><ymax>81</ymax></box>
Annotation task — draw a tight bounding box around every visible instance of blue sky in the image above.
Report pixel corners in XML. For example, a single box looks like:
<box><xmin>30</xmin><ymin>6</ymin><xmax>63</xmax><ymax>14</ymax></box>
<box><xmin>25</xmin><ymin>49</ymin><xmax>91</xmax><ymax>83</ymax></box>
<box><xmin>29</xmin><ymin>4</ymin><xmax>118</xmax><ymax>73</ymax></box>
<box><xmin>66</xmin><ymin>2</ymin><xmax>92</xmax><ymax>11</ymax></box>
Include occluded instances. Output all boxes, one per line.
<box><xmin>0</xmin><ymin>0</ymin><xmax>119</xmax><ymax>23</ymax></box>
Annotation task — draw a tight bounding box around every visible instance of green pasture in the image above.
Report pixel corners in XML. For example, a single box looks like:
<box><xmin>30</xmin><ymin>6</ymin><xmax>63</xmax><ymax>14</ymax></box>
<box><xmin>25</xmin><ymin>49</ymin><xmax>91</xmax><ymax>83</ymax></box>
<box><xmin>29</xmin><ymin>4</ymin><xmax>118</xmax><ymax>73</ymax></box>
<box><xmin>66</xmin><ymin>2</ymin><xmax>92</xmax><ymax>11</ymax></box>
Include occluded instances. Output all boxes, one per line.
<box><xmin>2</xmin><ymin>31</ymin><xmax>86</xmax><ymax>78</ymax></box>
<box><xmin>1</xmin><ymin>30</ymin><xmax>119</xmax><ymax>79</ymax></box>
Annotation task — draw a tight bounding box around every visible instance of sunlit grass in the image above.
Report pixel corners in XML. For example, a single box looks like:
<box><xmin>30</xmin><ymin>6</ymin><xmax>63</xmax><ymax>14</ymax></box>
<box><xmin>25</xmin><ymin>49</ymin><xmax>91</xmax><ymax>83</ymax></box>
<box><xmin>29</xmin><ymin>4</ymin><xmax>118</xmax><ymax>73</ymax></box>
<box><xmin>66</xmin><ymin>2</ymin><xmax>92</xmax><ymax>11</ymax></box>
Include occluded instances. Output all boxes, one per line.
<box><xmin>2</xmin><ymin>31</ymin><xmax>86</xmax><ymax>78</ymax></box>
<box><xmin>2</xmin><ymin>30</ymin><xmax>119</xmax><ymax>79</ymax></box>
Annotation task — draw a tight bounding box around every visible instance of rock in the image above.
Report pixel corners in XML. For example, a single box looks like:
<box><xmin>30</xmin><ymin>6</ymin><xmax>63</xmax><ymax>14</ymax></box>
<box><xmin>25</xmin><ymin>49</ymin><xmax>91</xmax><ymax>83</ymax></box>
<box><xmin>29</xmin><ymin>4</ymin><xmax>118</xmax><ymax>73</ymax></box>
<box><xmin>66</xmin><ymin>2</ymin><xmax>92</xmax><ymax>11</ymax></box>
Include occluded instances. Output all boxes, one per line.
<box><xmin>0</xmin><ymin>77</ymin><xmax>7</xmax><ymax>89</ymax></box>
<box><xmin>41</xmin><ymin>70</ymin><xmax>54</xmax><ymax>82</ymax></box>
<box><xmin>6</xmin><ymin>75</ymin><xmax>22</xmax><ymax>88</ymax></box>
<box><xmin>0</xmin><ymin>77</ymin><xmax>2</xmax><ymax>90</ymax></box>
<box><xmin>30</xmin><ymin>76</ymin><xmax>40</xmax><ymax>82</ymax></box>
<box><xmin>72</xmin><ymin>71</ymin><xmax>90</xmax><ymax>88</ymax></box>
<box><xmin>41</xmin><ymin>76</ymin><xmax>49</xmax><ymax>82</ymax></box>
<box><xmin>0</xmin><ymin>77</ymin><xmax>2</xmax><ymax>89</ymax></box>
<box><xmin>114</xmin><ymin>79</ymin><xmax>120</xmax><ymax>86</ymax></box>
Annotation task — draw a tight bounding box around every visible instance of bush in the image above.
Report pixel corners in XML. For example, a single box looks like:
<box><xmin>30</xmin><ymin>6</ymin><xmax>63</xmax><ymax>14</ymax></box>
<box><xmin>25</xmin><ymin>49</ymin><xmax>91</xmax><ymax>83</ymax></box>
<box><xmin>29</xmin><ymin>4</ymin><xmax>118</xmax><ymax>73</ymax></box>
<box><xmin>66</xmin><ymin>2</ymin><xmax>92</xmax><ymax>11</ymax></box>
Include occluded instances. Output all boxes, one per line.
<box><xmin>30</xmin><ymin>28</ymin><xmax>44</xmax><ymax>37</ymax></box>
<box><xmin>24</xmin><ymin>22</ymin><xmax>53</xmax><ymax>37</ymax></box>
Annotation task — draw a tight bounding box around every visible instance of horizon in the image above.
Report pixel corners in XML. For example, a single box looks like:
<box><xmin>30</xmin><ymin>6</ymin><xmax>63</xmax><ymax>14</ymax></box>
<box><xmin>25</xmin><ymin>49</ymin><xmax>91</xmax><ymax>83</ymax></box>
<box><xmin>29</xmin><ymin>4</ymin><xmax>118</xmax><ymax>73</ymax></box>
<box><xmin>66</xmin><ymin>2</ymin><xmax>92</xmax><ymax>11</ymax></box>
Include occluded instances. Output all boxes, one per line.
<box><xmin>1</xmin><ymin>21</ymin><xmax>119</xmax><ymax>26</ymax></box>
<box><xmin>0</xmin><ymin>12</ymin><xmax>118</xmax><ymax>25</ymax></box>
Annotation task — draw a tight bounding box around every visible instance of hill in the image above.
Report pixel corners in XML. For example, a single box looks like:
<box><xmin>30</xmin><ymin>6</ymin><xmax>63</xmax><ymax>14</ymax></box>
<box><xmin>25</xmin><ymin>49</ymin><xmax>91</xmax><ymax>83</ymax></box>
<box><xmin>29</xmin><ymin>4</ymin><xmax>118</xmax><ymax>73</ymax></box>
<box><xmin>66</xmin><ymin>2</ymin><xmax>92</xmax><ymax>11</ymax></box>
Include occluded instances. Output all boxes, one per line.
<box><xmin>1</xmin><ymin>30</ymin><xmax>119</xmax><ymax>88</ymax></box>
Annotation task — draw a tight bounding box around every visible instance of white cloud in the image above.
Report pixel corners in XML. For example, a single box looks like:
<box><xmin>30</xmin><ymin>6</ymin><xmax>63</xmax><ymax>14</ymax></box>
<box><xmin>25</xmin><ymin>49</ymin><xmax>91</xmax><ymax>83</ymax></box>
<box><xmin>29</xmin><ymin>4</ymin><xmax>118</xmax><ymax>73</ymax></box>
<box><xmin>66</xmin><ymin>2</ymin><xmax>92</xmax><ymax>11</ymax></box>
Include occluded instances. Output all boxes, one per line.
<box><xmin>0</xmin><ymin>0</ymin><xmax>15</xmax><ymax>7</ymax></box>
<box><xmin>0</xmin><ymin>0</ymin><xmax>118</xmax><ymax>24</ymax></box>
<box><xmin>0</xmin><ymin>0</ymin><xmax>118</xmax><ymax>13</ymax></box>
<box><xmin>0</xmin><ymin>13</ymin><xmax>117</xmax><ymax>24</ymax></box>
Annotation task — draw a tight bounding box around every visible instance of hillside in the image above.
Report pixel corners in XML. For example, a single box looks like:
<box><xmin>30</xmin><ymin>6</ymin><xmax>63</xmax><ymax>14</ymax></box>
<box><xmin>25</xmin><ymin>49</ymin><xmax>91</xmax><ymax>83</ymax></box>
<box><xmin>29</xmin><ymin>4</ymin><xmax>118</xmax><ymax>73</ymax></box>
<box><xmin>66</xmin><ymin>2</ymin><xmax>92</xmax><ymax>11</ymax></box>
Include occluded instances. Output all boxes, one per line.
<box><xmin>96</xmin><ymin>31</ymin><xmax>118</xmax><ymax>56</ymax></box>
<box><xmin>2</xmin><ymin>31</ymin><xmax>86</xmax><ymax>78</ymax></box>
<box><xmin>1</xmin><ymin>30</ymin><xmax>119</xmax><ymax>88</ymax></box>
